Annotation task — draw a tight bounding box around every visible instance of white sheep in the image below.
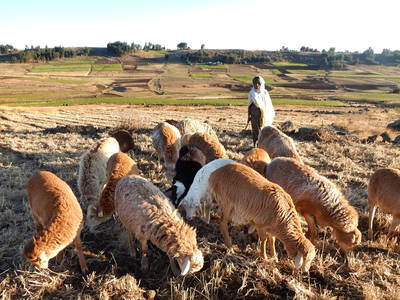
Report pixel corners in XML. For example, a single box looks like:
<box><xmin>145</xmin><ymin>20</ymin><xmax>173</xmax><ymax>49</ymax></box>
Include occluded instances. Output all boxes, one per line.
<box><xmin>77</xmin><ymin>137</ymin><xmax>120</xmax><ymax>206</ymax></box>
<box><xmin>23</xmin><ymin>171</ymin><xmax>87</xmax><ymax>273</ymax></box>
<box><xmin>258</xmin><ymin>126</ymin><xmax>302</xmax><ymax>163</ymax></box>
<box><xmin>86</xmin><ymin>152</ymin><xmax>140</xmax><ymax>230</ymax></box>
<box><xmin>176</xmin><ymin>118</ymin><xmax>218</xmax><ymax>140</ymax></box>
<box><xmin>179</xmin><ymin>158</ymin><xmax>234</xmax><ymax>223</ymax></box>
<box><xmin>114</xmin><ymin>175</ymin><xmax>204</xmax><ymax>276</ymax></box>
<box><xmin>265</xmin><ymin>157</ymin><xmax>361</xmax><ymax>254</ymax></box>
<box><xmin>209</xmin><ymin>162</ymin><xmax>315</xmax><ymax>272</ymax></box>
<box><xmin>368</xmin><ymin>167</ymin><xmax>400</xmax><ymax>240</ymax></box>
<box><xmin>152</xmin><ymin>121</ymin><xmax>181</xmax><ymax>179</ymax></box>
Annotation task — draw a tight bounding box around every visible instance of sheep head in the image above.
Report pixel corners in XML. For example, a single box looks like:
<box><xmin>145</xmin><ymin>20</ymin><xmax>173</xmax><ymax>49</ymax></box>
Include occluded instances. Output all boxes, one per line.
<box><xmin>23</xmin><ymin>238</ymin><xmax>49</xmax><ymax>269</ymax></box>
<box><xmin>334</xmin><ymin>228</ymin><xmax>362</xmax><ymax>254</ymax></box>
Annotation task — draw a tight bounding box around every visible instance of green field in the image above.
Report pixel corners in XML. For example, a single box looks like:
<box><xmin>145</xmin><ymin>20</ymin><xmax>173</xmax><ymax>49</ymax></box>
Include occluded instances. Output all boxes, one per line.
<box><xmin>272</xmin><ymin>62</ymin><xmax>308</xmax><ymax>67</ymax></box>
<box><xmin>29</xmin><ymin>58</ymin><xmax>96</xmax><ymax>73</ymax></box>
<box><xmin>92</xmin><ymin>64</ymin><xmax>122</xmax><ymax>71</ymax></box>
<box><xmin>229</xmin><ymin>73</ymin><xmax>275</xmax><ymax>85</ymax></box>
<box><xmin>328</xmin><ymin>72</ymin><xmax>400</xmax><ymax>79</ymax></box>
<box><xmin>338</xmin><ymin>92</ymin><xmax>400</xmax><ymax>104</ymax></box>
<box><xmin>288</xmin><ymin>69</ymin><xmax>325</xmax><ymax>75</ymax></box>
<box><xmin>190</xmin><ymin>72</ymin><xmax>213</xmax><ymax>78</ymax></box>
<box><xmin>198</xmin><ymin>64</ymin><xmax>227</xmax><ymax>70</ymax></box>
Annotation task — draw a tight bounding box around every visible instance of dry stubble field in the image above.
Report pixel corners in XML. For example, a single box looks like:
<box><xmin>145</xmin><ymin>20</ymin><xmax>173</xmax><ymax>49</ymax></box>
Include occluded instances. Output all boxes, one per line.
<box><xmin>1</xmin><ymin>103</ymin><xmax>400</xmax><ymax>299</ymax></box>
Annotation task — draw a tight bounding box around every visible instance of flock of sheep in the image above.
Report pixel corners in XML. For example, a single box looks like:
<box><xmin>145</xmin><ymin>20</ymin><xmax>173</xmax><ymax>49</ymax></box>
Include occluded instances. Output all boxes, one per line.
<box><xmin>22</xmin><ymin>118</ymin><xmax>400</xmax><ymax>278</ymax></box>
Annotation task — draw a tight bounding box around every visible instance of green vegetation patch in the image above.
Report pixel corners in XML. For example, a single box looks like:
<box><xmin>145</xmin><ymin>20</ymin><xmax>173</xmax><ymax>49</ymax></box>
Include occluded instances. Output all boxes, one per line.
<box><xmin>328</xmin><ymin>72</ymin><xmax>400</xmax><ymax>79</ymax></box>
<box><xmin>30</xmin><ymin>64</ymin><xmax>91</xmax><ymax>73</ymax></box>
<box><xmin>92</xmin><ymin>64</ymin><xmax>122</xmax><ymax>72</ymax></box>
<box><xmin>190</xmin><ymin>73</ymin><xmax>213</xmax><ymax>78</ymax></box>
<box><xmin>149</xmin><ymin>50</ymin><xmax>168</xmax><ymax>57</ymax></box>
<box><xmin>272</xmin><ymin>62</ymin><xmax>308</xmax><ymax>67</ymax></box>
<box><xmin>198</xmin><ymin>64</ymin><xmax>227</xmax><ymax>70</ymax></box>
<box><xmin>338</xmin><ymin>92</ymin><xmax>400</xmax><ymax>104</ymax></box>
<box><xmin>287</xmin><ymin>69</ymin><xmax>325</xmax><ymax>75</ymax></box>
<box><xmin>229</xmin><ymin>73</ymin><xmax>275</xmax><ymax>85</ymax></box>
<box><xmin>271</xmin><ymin>69</ymin><xmax>282</xmax><ymax>75</ymax></box>
<box><xmin>0</xmin><ymin>95</ymin><xmax>344</xmax><ymax>107</ymax></box>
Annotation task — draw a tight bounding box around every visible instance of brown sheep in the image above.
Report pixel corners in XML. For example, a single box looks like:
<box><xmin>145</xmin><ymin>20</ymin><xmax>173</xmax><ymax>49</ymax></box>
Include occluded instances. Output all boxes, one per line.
<box><xmin>209</xmin><ymin>162</ymin><xmax>315</xmax><ymax>272</ymax></box>
<box><xmin>86</xmin><ymin>152</ymin><xmax>140</xmax><ymax>229</ymax></box>
<box><xmin>241</xmin><ymin>148</ymin><xmax>271</xmax><ymax>175</ymax></box>
<box><xmin>152</xmin><ymin>122</ymin><xmax>181</xmax><ymax>179</ymax></box>
<box><xmin>111</xmin><ymin>129</ymin><xmax>135</xmax><ymax>153</ymax></box>
<box><xmin>115</xmin><ymin>175</ymin><xmax>204</xmax><ymax>276</ymax></box>
<box><xmin>368</xmin><ymin>167</ymin><xmax>400</xmax><ymax>240</ymax></box>
<box><xmin>23</xmin><ymin>171</ymin><xmax>87</xmax><ymax>273</ymax></box>
<box><xmin>187</xmin><ymin>132</ymin><xmax>227</xmax><ymax>164</ymax></box>
<box><xmin>258</xmin><ymin>126</ymin><xmax>302</xmax><ymax>163</ymax></box>
<box><xmin>265</xmin><ymin>157</ymin><xmax>361</xmax><ymax>254</ymax></box>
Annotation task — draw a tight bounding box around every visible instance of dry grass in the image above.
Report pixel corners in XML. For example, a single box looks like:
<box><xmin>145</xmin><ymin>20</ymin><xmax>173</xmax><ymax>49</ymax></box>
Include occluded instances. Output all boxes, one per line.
<box><xmin>1</xmin><ymin>104</ymin><xmax>400</xmax><ymax>299</ymax></box>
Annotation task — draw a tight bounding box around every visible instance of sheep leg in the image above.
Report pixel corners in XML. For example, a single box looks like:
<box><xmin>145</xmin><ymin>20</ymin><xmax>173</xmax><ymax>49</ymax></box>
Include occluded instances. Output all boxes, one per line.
<box><xmin>268</xmin><ymin>235</ymin><xmax>277</xmax><ymax>260</ymax></box>
<box><xmin>205</xmin><ymin>201</ymin><xmax>212</xmax><ymax>224</ymax></box>
<box><xmin>387</xmin><ymin>217</ymin><xmax>400</xmax><ymax>240</ymax></box>
<box><xmin>255</xmin><ymin>227</ymin><xmax>268</xmax><ymax>260</ymax></box>
<box><xmin>304</xmin><ymin>214</ymin><xmax>318</xmax><ymax>244</ymax></box>
<box><xmin>169</xmin><ymin>257</ymin><xmax>180</xmax><ymax>276</ymax></box>
<box><xmin>74</xmin><ymin>229</ymin><xmax>87</xmax><ymax>274</ymax></box>
<box><xmin>368</xmin><ymin>205</ymin><xmax>377</xmax><ymax>240</ymax></box>
<box><xmin>220</xmin><ymin>214</ymin><xmax>232</xmax><ymax>250</ymax></box>
<box><xmin>127</xmin><ymin>231</ymin><xmax>137</xmax><ymax>258</ymax></box>
<box><xmin>140</xmin><ymin>239</ymin><xmax>149</xmax><ymax>271</ymax></box>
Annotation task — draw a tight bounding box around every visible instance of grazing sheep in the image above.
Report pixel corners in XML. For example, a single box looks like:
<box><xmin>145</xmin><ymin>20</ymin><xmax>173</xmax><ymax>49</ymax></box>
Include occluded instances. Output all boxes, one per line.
<box><xmin>111</xmin><ymin>129</ymin><xmax>135</xmax><ymax>153</ymax></box>
<box><xmin>265</xmin><ymin>157</ymin><xmax>361</xmax><ymax>254</ymax></box>
<box><xmin>114</xmin><ymin>175</ymin><xmax>204</xmax><ymax>276</ymax></box>
<box><xmin>368</xmin><ymin>167</ymin><xmax>400</xmax><ymax>240</ymax></box>
<box><xmin>209</xmin><ymin>162</ymin><xmax>315</xmax><ymax>272</ymax></box>
<box><xmin>23</xmin><ymin>171</ymin><xmax>87</xmax><ymax>273</ymax></box>
<box><xmin>77</xmin><ymin>137</ymin><xmax>120</xmax><ymax>206</ymax></box>
<box><xmin>86</xmin><ymin>152</ymin><xmax>140</xmax><ymax>229</ymax></box>
<box><xmin>241</xmin><ymin>148</ymin><xmax>271</xmax><ymax>175</ymax></box>
<box><xmin>176</xmin><ymin>119</ymin><xmax>218</xmax><ymax>140</ymax></box>
<box><xmin>179</xmin><ymin>158</ymin><xmax>234</xmax><ymax>223</ymax></box>
<box><xmin>180</xmin><ymin>133</ymin><xmax>193</xmax><ymax>146</ymax></box>
<box><xmin>187</xmin><ymin>132</ymin><xmax>227</xmax><ymax>164</ymax></box>
<box><xmin>152</xmin><ymin>122</ymin><xmax>181</xmax><ymax>179</ymax></box>
<box><xmin>168</xmin><ymin>144</ymin><xmax>206</xmax><ymax>207</ymax></box>
<box><xmin>258</xmin><ymin>126</ymin><xmax>302</xmax><ymax>163</ymax></box>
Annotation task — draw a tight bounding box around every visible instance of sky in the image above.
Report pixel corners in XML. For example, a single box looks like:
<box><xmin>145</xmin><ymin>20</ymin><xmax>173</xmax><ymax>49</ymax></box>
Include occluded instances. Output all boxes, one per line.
<box><xmin>1</xmin><ymin>0</ymin><xmax>399</xmax><ymax>53</ymax></box>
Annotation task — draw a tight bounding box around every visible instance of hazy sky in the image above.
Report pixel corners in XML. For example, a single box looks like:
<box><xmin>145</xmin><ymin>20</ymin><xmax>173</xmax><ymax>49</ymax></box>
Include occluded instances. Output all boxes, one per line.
<box><xmin>1</xmin><ymin>0</ymin><xmax>399</xmax><ymax>52</ymax></box>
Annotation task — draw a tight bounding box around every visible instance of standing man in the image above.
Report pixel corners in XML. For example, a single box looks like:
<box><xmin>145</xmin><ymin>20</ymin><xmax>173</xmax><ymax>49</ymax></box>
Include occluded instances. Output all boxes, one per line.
<box><xmin>247</xmin><ymin>76</ymin><xmax>275</xmax><ymax>147</ymax></box>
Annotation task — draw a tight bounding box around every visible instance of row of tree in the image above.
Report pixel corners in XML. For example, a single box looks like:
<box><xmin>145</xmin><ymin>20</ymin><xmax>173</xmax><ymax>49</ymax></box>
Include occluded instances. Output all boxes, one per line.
<box><xmin>106</xmin><ymin>41</ymin><xmax>165</xmax><ymax>57</ymax></box>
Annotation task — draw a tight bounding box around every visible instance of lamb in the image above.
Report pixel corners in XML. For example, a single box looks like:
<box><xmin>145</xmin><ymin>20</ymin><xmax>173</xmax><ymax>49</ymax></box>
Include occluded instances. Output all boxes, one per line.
<box><xmin>208</xmin><ymin>162</ymin><xmax>315</xmax><ymax>272</ymax></box>
<box><xmin>186</xmin><ymin>132</ymin><xmax>227</xmax><ymax>164</ymax></box>
<box><xmin>111</xmin><ymin>129</ymin><xmax>135</xmax><ymax>153</ymax></box>
<box><xmin>77</xmin><ymin>137</ymin><xmax>120</xmax><ymax>206</ymax></box>
<box><xmin>265</xmin><ymin>157</ymin><xmax>361</xmax><ymax>254</ymax></box>
<box><xmin>168</xmin><ymin>144</ymin><xmax>206</xmax><ymax>207</ymax></box>
<box><xmin>176</xmin><ymin>118</ymin><xmax>218</xmax><ymax>140</ymax></box>
<box><xmin>86</xmin><ymin>152</ymin><xmax>140</xmax><ymax>229</ymax></box>
<box><xmin>368</xmin><ymin>167</ymin><xmax>400</xmax><ymax>240</ymax></box>
<box><xmin>23</xmin><ymin>171</ymin><xmax>87</xmax><ymax>273</ymax></box>
<box><xmin>241</xmin><ymin>148</ymin><xmax>271</xmax><ymax>175</ymax></box>
<box><xmin>179</xmin><ymin>158</ymin><xmax>234</xmax><ymax>223</ymax></box>
<box><xmin>152</xmin><ymin>121</ymin><xmax>181</xmax><ymax>179</ymax></box>
<box><xmin>258</xmin><ymin>126</ymin><xmax>302</xmax><ymax>163</ymax></box>
<box><xmin>114</xmin><ymin>175</ymin><xmax>204</xmax><ymax>276</ymax></box>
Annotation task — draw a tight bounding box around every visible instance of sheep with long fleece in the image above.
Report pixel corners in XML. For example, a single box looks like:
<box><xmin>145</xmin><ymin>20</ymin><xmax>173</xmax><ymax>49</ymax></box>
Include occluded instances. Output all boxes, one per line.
<box><xmin>176</xmin><ymin>118</ymin><xmax>218</xmax><ymax>140</ymax></box>
<box><xmin>152</xmin><ymin>121</ymin><xmax>181</xmax><ymax>179</ymax></box>
<box><xmin>77</xmin><ymin>137</ymin><xmax>120</xmax><ymax>206</ymax></box>
<box><xmin>258</xmin><ymin>126</ymin><xmax>302</xmax><ymax>163</ymax></box>
<box><xmin>86</xmin><ymin>152</ymin><xmax>140</xmax><ymax>229</ymax></box>
<box><xmin>241</xmin><ymin>148</ymin><xmax>271</xmax><ymax>175</ymax></box>
<box><xmin>114</xmin><ymin>175</ymin><xmax>204</xmax><ymax>276</ymax></box>
<box><xmin>179</xmin><ymin>158</ymin><xmax>234</xmax><ymax>223</ymax></box>
<box><xmin>187</xmin><ymin>132</ymin><xmax>227</xmax><ymax>164</ymax></box>
<box><xmin>265</xmin><ymin>157</ymin><xmax>361</xmax><ymax>254</ymax></box>
<box><xmin>168</xmin><ymin>144</ymin><xmax>206</xmax><ymax>207</ymax></box>
<box><xmin>23</xmin><ymin>171</ymin><xmax>87</xmax><ymax>273</ymax></box>
<box><xmin>111</xmin><ymin>129</ymin><xmax>135</xmax><ymax>153</ymax></box>
<box><xmin>209</xmin><ymin>162</ymin><xmax>315</xmax><ymax>272</ymax></box>
<box><xmin>368</xmin><ymin>167</ymin><xmax>400</xmax><ymax>240</ymax></box>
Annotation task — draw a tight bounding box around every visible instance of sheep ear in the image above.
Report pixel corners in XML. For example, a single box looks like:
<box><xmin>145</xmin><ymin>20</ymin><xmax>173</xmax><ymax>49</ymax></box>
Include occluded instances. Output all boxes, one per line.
<box><xmin>180</xmin><ymin>257</ymin><xmax>190</xmax><ymax>276</ymax></box>
<box><xmin>294</xmin><ymin>252</ymin><xmax>303</xmax><ymax>269</ymax></box>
